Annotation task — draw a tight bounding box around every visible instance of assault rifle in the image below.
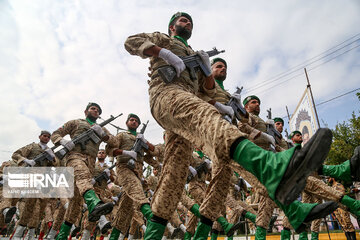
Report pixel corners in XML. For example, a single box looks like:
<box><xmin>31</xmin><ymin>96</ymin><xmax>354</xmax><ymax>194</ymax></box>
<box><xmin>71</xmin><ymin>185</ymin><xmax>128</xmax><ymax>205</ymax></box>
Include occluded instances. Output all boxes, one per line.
<box><xmin>266</xmin><ymin>108</ymin><xmax>282</xmax><ymax>152</ymax></box>
<box><xmin>55</xmin><ymin>113</ymin><xmax>123</xmax><ymax>160</ymax></box>
<box><xmin>93</xmin><ymin>164</ymin><xmax>116</xmax><ymax>184</ymax></box>
<box><xmin>26</xmin><ymin>146</ymin><xmax>57</xmax><ymax>167</ymax></box>
<box><xmin>284</xmin><ymin>129</ymin><xmax>294</xmax><ymax>149</ymax></box>
<box><xmin>127</xmin><ymin>120</ymin><xmax>150</xmax><ymax>170</ymax></box>
<box><xmin>158</xmin><ymin>47</ymin><xmax>225</xmax><ymax>84</ymax></box>
<box><xmin>186</xmin><ymin>159</ymin><xmax>211</xmax><ymax>183</ymax></box>
<box><xmin>224</xmin><ymin>86</ymin><xmax>248</xmax><ymax>123</ymax></box>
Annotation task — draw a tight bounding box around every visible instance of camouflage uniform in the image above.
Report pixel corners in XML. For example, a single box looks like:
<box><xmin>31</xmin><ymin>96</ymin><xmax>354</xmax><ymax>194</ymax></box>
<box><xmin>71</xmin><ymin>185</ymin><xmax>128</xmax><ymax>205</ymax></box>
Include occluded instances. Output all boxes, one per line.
<box><xmin>125</xmin><ymin>32</ymin><xmax>247</xmax><ymax>221</ymax></box>
<box><xmin>105</xmin><ymin>131</ymin><xmax>160</xmax><ymax>233</ymax></box>
<box><xmin>332</xmin><ymin>181</ymin><xmax>355</xmax><ymax>232</ymax></box>
<box><xmin>0</xmin><ymin>160</ymin><xmax>18</xmax><ymax>226</ymax></box>
<box><xmin>51</xmin><ymin>119</ymin><xmax>116</xmax><ymax>224</ymax></box>
<box><xmin>52</xmin><ymin>199</ymin><xmax>68</xmax><ymax>232</ymax></box>
<box><xmin>237</xmin><ymin>114</ymin><xmax>277</xmax><ymax>229</ymax></box>
<box><xmin>11</xmin><ymin>142</ymin><xmax>53</xmax><ymax>229</ymax></box>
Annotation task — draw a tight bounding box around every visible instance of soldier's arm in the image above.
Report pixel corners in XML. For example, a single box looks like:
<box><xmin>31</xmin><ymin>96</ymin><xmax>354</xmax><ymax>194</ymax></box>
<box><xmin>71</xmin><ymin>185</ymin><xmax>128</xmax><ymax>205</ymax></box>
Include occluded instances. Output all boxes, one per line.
<box><xmin>124</xmin><ymin>32</ymin><xmax>171</xmax><ymax>58</ymax></box>
<box><xmin>12</xmin><ymin>143</ymin><xmax>35</xmax><ymax>166</ymax></box>
<box><xmin>105</xmin><ymin>133</ymin><xmax>123</xmax><ymax>157</ymax></box>
<box><xmin>144</xmin><ymin>154</ymin><xmax>161</xmax><ymax>169</ymax></box>
<box><xmin>51</xmin><ymin>120</ymin><xmax>78</xmax><ymax>145</ymax></box>
<box><xmin>237</xmin><ymin>120</ymin><xmax>261</xmax><ymax>141</ymax></box>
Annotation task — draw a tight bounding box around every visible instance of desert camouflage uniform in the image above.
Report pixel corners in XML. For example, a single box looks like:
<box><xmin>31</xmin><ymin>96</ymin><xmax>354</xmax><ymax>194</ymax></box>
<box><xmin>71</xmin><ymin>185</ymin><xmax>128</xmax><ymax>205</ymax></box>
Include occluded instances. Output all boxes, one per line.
<box><xmin>125</xmin><ymin>32</ymin><xmax>247</xmax><ymax>222</ymax></box>
<box><xmin>39</xmin><ymin>198</ymin><xmax>58</xmax><ymax>234</ymax></box>
<box><xmin>51</xmin><ymin>199</ymin><xmax>68</xmax><ymax>232</ymax></box>
<box><xmin>106</xmin><ymin>130</ymin><xmax>160</xmax><ymax>233</ymax></box>
<box><xmin>51</xmin><ymin>118</ymin><xmax>116</xmax><ymax>224</ymax></box>
<box><xmin>0</xmin><ymin>160</ymin><xmax>18</xmax><ymax>226</ymax></box>
<box><xmin>12</xmin><ymin>142</ymin><xmax>54</xmax><ymax>229</ymax></box>
<box><xmin>332</xmin><ymin>181</ymin><xmax>355</xmax><ymax>232</ymax></box>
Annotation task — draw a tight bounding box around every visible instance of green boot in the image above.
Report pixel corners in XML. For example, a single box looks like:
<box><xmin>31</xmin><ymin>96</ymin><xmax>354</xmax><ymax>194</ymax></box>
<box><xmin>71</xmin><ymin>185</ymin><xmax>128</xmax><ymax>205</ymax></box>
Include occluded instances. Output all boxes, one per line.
<box><xmin>144</xmin><ymin>219</ymin><xmax>166</xmax><ymax>240</ymax></box>
<box><xmin>56</xmin><ymin>222</ymin><xmax>72</xmax><ymax>240</ymax></box>
<box><xmin>275</xmin><ymin>199</ymin><xmax>338</xmax><ymax>231</ymax></box>
<box><xmin>217</xmin><ymin>216</ymin><xmax>241</xmax><ymax>237</ymax></box>
<box><xmin>109</xmin><ymin>227</ymin><xmax>121</xmax><ymax>240</ymax></box>
<box><xmin>184</xmin><ymin>231</ymin><xmax>192</xmax><ymax>240</ymax></box>
<box><xmin>193</xmin><ymin>221</ymin><xmax>212</xmax><ymax>240</ymax></box>
<box><xmin>190</xmin><ymin>204</ymin><xmax>201</xmax><ymax>218</ymax></box>
<box><xmin>245</xmin><ymin>211</ymin><xmax>257</xmax><ymax>224</ymax></box>
<box><xmin>141</xmin><ymin>203</ymin><xmax>153</xmax><ymax>221</ymax></box>
<box><xmin>299</xmin><ymin>232</ymin><xmax>309</xmax><ymax>240</ymax></box>
<box><xmin>280</xmin><ymin>229</ymin><xmax>291</xmax><ymax>240</ymax></box>
<box><xmin>84</xmin><ymin>189</ymin><xmax>113</xmax><ymax>222</ymax></box>
<box><xmin>232</xmin><ymin>128</ymin><xmax>332</xmax><ymax>205</ymax></box>
<box><xmin>341</xmin><ymin>195</ymin><xmax>360</xmax><ymax>218</ymax></box>
<box><xmin>255</xmin><ymin>226</ymin><xmax>267</xmax><ymax>240</ymax></box>
<box><xmin>321</xmin><ymin>160</ymin><xmax>352</xmax><ymax>183</ymax></box>
<box><xmin>311</xmin><ymin>232</ymin><xmax>319</xmax><ymax>240</ymax></box>
<box><xmin>210</xmin><ymin>230</ymin><xmax>218</xmax><ymax>240</ymax></box>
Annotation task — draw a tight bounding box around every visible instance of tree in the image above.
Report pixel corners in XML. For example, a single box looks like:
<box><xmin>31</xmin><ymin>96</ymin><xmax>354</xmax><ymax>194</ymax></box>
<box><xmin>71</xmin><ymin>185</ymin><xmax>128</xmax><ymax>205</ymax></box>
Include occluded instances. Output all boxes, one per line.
<box><xmin>326</xmin><ymin>111</ymin><xmax>360</xmax><ymax>165</ymax></box>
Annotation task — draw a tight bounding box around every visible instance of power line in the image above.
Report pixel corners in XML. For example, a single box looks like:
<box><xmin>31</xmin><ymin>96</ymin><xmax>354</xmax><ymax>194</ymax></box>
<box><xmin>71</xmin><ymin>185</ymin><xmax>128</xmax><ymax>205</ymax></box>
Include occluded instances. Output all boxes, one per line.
<box><xmin>282</xmin><ymin>87</ymin><xmax>360</xmax><ymax>119</ymax></box>
<box><xmin>244</xmin><ymin>34</ymin><xmax>360</xmax><ymax>94</ymax></box>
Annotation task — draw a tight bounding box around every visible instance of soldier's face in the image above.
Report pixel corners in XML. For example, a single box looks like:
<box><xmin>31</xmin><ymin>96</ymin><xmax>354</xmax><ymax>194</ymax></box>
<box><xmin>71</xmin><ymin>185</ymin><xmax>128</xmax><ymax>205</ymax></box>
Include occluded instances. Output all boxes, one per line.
<box><xmin>245</xmin><ymin>99</ymin><xmax>260</xmax><ymax>116</ymax></box>
<box><xmin>170</xmin><ymin>16</ymin><xmax>192</xmax><ymax>40</ymax></box>
<box><xmin>97</xmin><ymin>150</ymin><xmax>106</xmax><ymax>160</ymax></box>
<box><xmin>292</xmin><ymin>133</ymin><xmax>303</xmax><ymax>144</ymax></box>
<box><xmin>275</xmin><ymin>122</ymin><xmax>283</xmax><ymax>133</ymax></box>
<box><xmin>127</xmin><ymin>117</ymin><xmax>139</xmax><ymax>130</ymax></box>
<box><xmin>85</xmin><ymin>106</ymin><xmax>100</xmax><ymax>119</ymax></box>
<box><xmin>39</xmin><ymin>134</ymin><xmax>50</xmax><ymax>144</ymax></box>
<box><xmin>211</xmin><ymin>62</ymin><xmax>227</xmax><ymax>81</ymax></box>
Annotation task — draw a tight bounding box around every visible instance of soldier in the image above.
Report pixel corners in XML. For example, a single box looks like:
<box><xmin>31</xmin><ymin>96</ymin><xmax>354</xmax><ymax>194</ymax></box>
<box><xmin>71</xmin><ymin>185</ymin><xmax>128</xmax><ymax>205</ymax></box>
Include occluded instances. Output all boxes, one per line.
<box><xmin>51</xmin><ymin>102</ymin><xmax>116</xmax><ymax>240</ymax></box>
<box><xmin>11</xmin><ymin>130</ymin><xmax>56</xmax><ymax>240</ymax></box>
<box><xmin>105</xmin><ymin>113</ymin><xmax>160</xmax><ymax>240</ymax></box>
<box><xmin>124</xmin><ymin>12</ymin><xmax>333</xmax><ymax>239</ymax></box>
<box><xmin>0</xmin><ymin>160</ymin><xmax>17</xmax><ymax>227</ymax></box>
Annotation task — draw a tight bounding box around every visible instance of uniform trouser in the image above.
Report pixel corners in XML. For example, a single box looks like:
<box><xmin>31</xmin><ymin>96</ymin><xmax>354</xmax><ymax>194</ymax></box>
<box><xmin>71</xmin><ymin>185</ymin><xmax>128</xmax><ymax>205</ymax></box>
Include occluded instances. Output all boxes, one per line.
<box><xmin>64</xmin><ymin>185</ymin><xmax>83</xmax><ymax>224</ymax></box>
<box><xmin>230</xmin><ymin>162</ymin><xmax>275</xmax><ymax>229</ymax></box>
<box><xmin>18</xmin><ymin>198</ymin><xmax>47</xmax><ymax>228</ymax></box>
<box><xmin>113</xmin><ymin>165</ymin><xmax>149</xmax><ymax>233</ymax></box>
<box><xmin>129</xmin><ymin>209</ymin><xmax>145</xmax><ymax>235</ymax></box>
<box><xmin>39</xmin><ymin>199</ymin><xmax>57</xmax><ymax>233</ymax></box>
<box><xmin>302</xmin><ymin>191</ymin><xmax>322</xmax><ymax>232</ymax></box>
<box><xmin>149</xmin><ymin>84</ymin><xmax>245</xmax><ymax>221</ymax></box>
<box><xmin>304</xmin><ymin>176</ymin><xmax>344</xmax><ymax>203</ymax></box>
<box><xmin>52</xmin><ymin>201</ymin><xmax>67</xmax><ymax>231</ymax></box>
<box><xmin>333</xmin><ymin>208</ymin><xmax>355</xmax><ymax>232</ymax></box>
<box><xmin>186</xmin><ymin>181</ymin><xmax>207</xmax><ymax>235</ymax></box>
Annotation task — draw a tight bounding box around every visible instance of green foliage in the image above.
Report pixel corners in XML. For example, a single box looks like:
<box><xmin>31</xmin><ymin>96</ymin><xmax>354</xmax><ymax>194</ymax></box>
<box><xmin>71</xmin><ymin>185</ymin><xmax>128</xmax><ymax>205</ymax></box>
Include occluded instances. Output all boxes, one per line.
<box><xmin>357</xmin><ymin>92</ymin><xmax>360</xmax><ymax>101</ymax></box>
<box><xmin>326</xmin><ymin>111</ymin><xmax>360</xmax><ymax>165</ymax></box>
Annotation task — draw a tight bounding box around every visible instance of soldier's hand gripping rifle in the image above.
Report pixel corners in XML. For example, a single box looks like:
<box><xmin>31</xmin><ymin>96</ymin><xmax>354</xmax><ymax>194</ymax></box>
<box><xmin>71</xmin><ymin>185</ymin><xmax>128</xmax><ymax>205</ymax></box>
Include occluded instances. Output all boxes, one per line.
<box><xmin>158</xmin><ymin>47</ymin><xmax>225</xmax><ymax>84</ymax></box>
<box><xmin>224</xmin><ymin>86</ymin><xmax>248</xmax><ymax>123</ymax></box>
<box><xmin>55</xmin><ymin>113</ymin><xmax>123</xmax><ymax>160</ymax></box>
<box><xmin>127</xmin><ymin>120</ymin><xmax>150</xmax><ymax>170</ymax></box>
<box><xmin>266</xmin><ymin>108</ymin><xmax>282</xmax><ymax>152</ymax></box>
<box><xmin>186</xmin><ymin>158</ymin><xmax>211</xmax><ymax>183</ymax></box>
<box><xmin>93</xmin><ymin>164</ymin><xmax>116</xmax><ymax>184</ymax></box>
<box><xmin>25</xmin><ymin>146</ymin><xmax>57</xmax><ymax>167</ymax></box>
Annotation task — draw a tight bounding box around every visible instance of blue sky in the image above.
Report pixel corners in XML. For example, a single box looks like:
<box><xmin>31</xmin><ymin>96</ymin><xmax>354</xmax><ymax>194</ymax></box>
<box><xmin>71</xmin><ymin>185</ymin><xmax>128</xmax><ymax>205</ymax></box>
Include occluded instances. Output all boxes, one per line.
<box><xmin>0</xmin><ymin>0</ymin><xmax>359</xmax><ymax>163</ymax></box>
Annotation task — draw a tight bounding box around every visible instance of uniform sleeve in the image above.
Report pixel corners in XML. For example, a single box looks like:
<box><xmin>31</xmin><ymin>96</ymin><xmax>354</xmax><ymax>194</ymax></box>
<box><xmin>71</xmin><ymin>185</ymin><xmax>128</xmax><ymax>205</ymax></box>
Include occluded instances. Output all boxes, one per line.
<box><xmin>237</xmin><ymin>119</ymin><xmax>261</xmax><ymax>141</ymax></box>
<box><xmin>124</xmin><ymin>32</ymin><xmax>171</xmax><ymax>59</ymax></box>
<box><xmin>144</xmin><ymin>154</ymin><xmax>161</xmax><ymax>169</ymax></box>
<box><xmin>102</xmin><ymin>127</ymin><xmax>118</xmax><ymax>147</ymax></box>
<box><xmin>105</xmin><ymin>133</ymin><xmax>122</xmax><ymax>157</ymax></box>
<box><xmin>51</xmin><ymin>120</ymin><xmax>78</xmax><ymax>145</ymax></box>
<box><xmin>12</xmin><ymin>143</ymin><xmax>35</xmax><ymax>166</ymax></box>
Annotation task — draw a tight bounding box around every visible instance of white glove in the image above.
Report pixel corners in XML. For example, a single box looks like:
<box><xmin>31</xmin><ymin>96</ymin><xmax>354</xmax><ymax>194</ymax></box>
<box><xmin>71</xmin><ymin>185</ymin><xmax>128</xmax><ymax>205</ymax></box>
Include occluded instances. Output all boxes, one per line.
<box><xmin>266</xmin><ymin>119</ymin><xmax>275</xmax><ymax>125</ymax></box>
<box><xmin>149</xmin><ymin>189</ymin><xmax>154</xmax><ymax>196</ymax></box>
<box><xmin>104</xmin><ymin>168</ymin><xmax>111</xmax><ymax>177</ymax></box>
<box><xmin>136</xmin><ymin>133</ymin><xmax>148</xmax><ymax>144</ymax></box>
<box><xmin>189</xmin><ymin>166</ymin><xmax>197</xmax><ymax>177</ymax></box>
<box><xmin>83</xmin><ymin>203</ymin><xmax>88</xmax><ymax>210</ymax></box>
<box><xmin>112</xmin><ymin>196</ymin><xmax>119</xmax><ymax>202</ymax></box>
<box><xmin>91</xmin><ymin>124</ymin><xmax>107</xmax><ymax>138</ymax></box>
<box><xmin>91</xmin><ymin>178</ymin><xmax>96</xmax><ymax>185</ymax></box>
<box><xmin>231</xmin><ymin>93</ymin><xmax>242</xmax><ymax>103</ymax></box>
<box><xmin>158</xmin><ymin>48</ymin><xmax>186</xmax><ymax>77</ymax></box>
<box><xmin>261</xmin><ymin>132</ymin><xmax>276</xmax><ymax>146</ymax></box>
<box><xmin>196</xmin><ymin>50</ymin><xmax>211</xmax><ymax>76</ymax></box>
<box><xmin>64</xmin><ymin>202</ymin><xmax>69</xmax><ymax>210</ymax></box>
<box><xmin>234</xmin><ymin>184</ymin><xmax>240</xmax><ymax>192</ymax></box>
<box><xmin>45</xmin><ymin>148</ymin><xmax>55</xmax><ymax>161</ymax></box>
<box><xmin>214</xmin><ymin>102</ymin><xmax>234</xmax><ymax>119</ymax></box>
<box><xmin>122</xmin><ymin>150</ymin><xmax>137</xmax><ymax>160</ymax></box>
<box><xmin>60</xmin><ymin>139</ymin><xmax>75</xmax><ymax>151</ymax></box>
<box><xmin>24</xmin><ymin>159</ymin><xmax>36</xmax><ymax>167</ymax></box>
<box><xmin>204</xmin><ymin>159</ymin><xmax>211</xmax><ymax>169</ymax></box>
